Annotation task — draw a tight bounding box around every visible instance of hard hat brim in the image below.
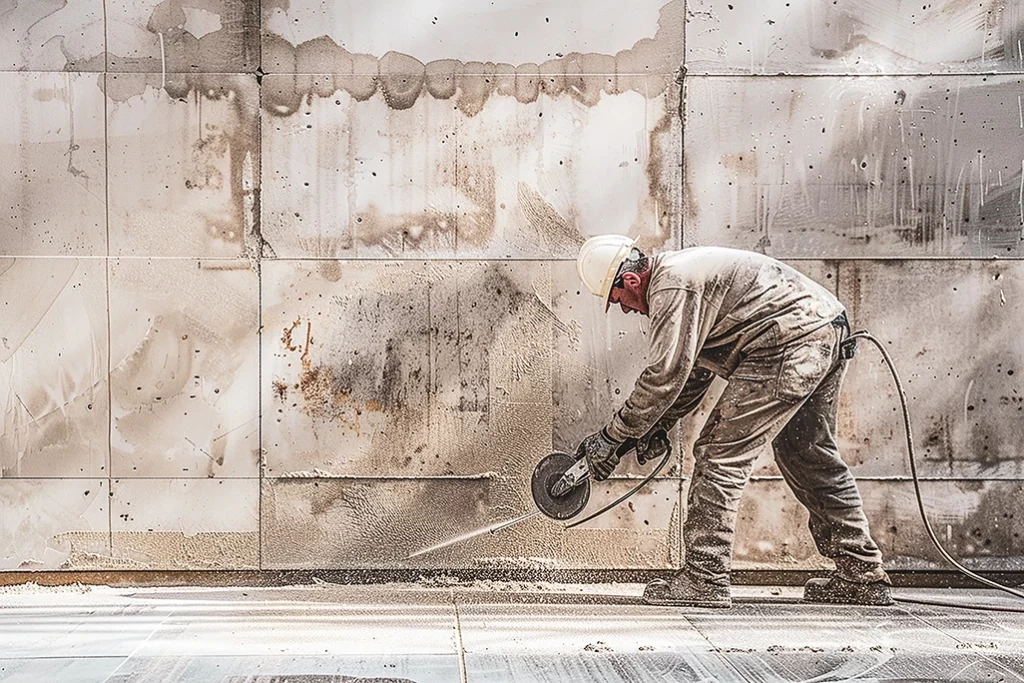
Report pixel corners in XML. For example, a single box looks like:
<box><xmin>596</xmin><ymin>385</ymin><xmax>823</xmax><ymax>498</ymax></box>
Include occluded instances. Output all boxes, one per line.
<box><xmin>599</xmin><ymin>239</ymin><xmax>637</xmax><ymax>312</ymax></box>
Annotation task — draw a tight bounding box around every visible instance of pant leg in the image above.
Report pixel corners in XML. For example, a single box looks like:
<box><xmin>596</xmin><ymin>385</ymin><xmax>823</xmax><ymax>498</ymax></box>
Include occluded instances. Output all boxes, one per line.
<box><xmin>683</xmin><ymin>326</ymin><xmax>836</xmax><ymax>586</ymax></box>
<box><xmin>771</xmin><ymin>347</ymin><xmax>887</xmax><ymax>583</ymax></box>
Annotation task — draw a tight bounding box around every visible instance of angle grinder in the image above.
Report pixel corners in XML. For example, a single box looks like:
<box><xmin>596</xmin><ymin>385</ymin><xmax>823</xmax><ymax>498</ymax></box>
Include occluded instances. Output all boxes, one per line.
<box><xmin>530</xmin><ymin>431</ymin><xmax>670</xmax><ymax>522</ymax></box>
<box><xmin>408</xmin><ymin>429</ymin><xmax>672</xmax><ymax>558</ymax></box>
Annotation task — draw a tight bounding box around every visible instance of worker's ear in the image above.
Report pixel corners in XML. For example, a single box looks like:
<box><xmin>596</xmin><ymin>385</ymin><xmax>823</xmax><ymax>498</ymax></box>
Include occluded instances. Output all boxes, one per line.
<box><xmin>620</xmin><ymin>271</ymin><xmax>642</xmax><ymax>291</ymax></box>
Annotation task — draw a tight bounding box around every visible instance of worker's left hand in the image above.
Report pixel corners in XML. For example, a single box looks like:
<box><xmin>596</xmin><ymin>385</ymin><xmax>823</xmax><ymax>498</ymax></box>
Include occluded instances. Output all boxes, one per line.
<box><xmin>575</xmin><ymin>428</ymin><xmax>622</xmax><ymax>481</ymax></box>
<box><xmin>636</xmin><ymin>427</ymin><xmax>671</xmax><ymax>466</ymax></box>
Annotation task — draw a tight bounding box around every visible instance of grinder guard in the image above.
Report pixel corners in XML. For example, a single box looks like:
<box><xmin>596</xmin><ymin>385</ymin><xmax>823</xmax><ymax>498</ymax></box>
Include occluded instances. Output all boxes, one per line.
<box><xmin>531</xmin><ymin>451</ymin><xmax>590</xmax><ymax>520</ymax></box>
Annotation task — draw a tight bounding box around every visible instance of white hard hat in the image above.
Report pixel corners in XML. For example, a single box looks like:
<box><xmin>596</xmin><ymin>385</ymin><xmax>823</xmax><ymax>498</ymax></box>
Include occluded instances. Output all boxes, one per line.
<box><xmin>576</xmin><ymin>234</ymin><xmax>638</xmax><ymax>306</ymax></box>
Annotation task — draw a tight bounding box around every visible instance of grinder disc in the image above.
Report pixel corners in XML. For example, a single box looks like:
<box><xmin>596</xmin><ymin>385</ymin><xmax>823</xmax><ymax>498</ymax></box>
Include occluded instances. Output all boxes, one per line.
<box><xmin>531</xmin><ymin>451</ymin><xmax>590</xmax><ymax>520</ymax></box>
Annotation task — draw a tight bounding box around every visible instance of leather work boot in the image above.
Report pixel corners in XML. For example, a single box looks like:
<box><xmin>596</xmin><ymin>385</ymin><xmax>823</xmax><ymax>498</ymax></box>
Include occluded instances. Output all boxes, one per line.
<box><xmin>642</xmin><ymin>573</ymin><xmax>731</xmax><ymax>608</ymax></box>
<box><xmin>803</xmin><ymin>575</ymin><xmax>893</xmax><ymax>606</ymax></box>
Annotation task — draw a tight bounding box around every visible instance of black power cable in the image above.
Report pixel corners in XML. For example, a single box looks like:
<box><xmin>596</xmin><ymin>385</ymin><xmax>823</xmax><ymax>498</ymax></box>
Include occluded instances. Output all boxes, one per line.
<box><xmin>849</xmin><ymin>331</ymin><xmax>1024</xmax><ymax>612</ymax></box>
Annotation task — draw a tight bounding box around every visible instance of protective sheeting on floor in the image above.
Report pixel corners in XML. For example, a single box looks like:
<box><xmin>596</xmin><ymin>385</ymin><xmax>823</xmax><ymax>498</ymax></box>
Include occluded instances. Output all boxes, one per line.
<box><xmin>2</xmin><ymin>582</ymin><xmax>1024</xmax><ymax>682</ymax></box>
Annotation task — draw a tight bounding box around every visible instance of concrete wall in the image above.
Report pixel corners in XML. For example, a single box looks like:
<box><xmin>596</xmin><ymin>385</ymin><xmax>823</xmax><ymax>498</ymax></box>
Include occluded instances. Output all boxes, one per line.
<box><xmin>1</xmin><ymin>0</ymin><xmax>1022</xmax><ymax>574</ymax></box>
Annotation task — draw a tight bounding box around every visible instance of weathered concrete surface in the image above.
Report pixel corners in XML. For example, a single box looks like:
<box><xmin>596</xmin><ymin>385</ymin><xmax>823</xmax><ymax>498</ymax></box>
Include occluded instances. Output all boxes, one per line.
<box><xmin>0</xmin><ymin>73</ymin><xmax>106</xmax><ymax>256</ymax></box>
<box><xmin>4</xmin><ymin>0</ymin><xmax>1024</xmax><ymax>576</ymax></box>
<box><xmin>108</xmin><ymin>478</ymin><xmax>259</xmax><ymax>569</ymax></box>
<box><xmin>106</xmin><ymin>0</ymin><xmax>260</xmax><ymax>72</ymax></box>
<box><xmin>262</xmin><ymin>259</ymin><xmax>552</xmax><ymax>477</ymax></box>
<box><xmin>0</xmin><ymin>0</ymin><xmax>105</xmax><ymax>71</ymax></box>
<box><xmin>686</xmin><ymin>0</ymin><xmax>1024</xmax><ymax>75</ymax></box>
<box><xmin>261</xmin><ymin>79</ymin><xmax>679</xmax><ymax>258</ymax></box>
<box><xmin>0</xmin><ymin>258</ymin><xmax>109</xmax><ymax>478</ymax></box>
<box><xmin>264</xmin><ymin>0</ymin><xmax>673</xmax><ymax>67</ymax></box>
<box><xmin>106</xmin><ymin>72</ymin><xmax>260</xmax><ymax>258</ymax></box>
<box><xmin>0</xmin><ymin>0</ymin><xmax>258</xmax><ymax>73</ymax></box>
<box><xmin>839</xmin><ymin>260</ymin><xmax>1024</xmax><ymax>479</ymax></box>
<box><xmin>109</xmin><ymin>258</ymin><xmax>259</xmax><ymax>478</ymax></box>
<box><xmin>261</xmin><ymin>477</ymin><xmax>680</xmax><ymax>570</ymax></box>
<box><xmin>0</xmin><ymin>479</ymin><xmax>108</xmax><ymax>571</ymax></box>
<box><xmin>684</xmin><ymin>75</ymin><xmax>1024</xmax><ymax>257</ymax></box>
<box><xmin>733</xmin><ymin>478</ymin><xmax>1024</xmax><ymax>572</ymax></box>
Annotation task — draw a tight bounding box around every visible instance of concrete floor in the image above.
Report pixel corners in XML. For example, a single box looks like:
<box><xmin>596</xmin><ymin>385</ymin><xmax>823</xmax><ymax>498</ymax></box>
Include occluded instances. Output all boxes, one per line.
<box><xmin>2</xmin><ymin>582</ymin><xmax>1024</xmax><ymax>682</ymax></box>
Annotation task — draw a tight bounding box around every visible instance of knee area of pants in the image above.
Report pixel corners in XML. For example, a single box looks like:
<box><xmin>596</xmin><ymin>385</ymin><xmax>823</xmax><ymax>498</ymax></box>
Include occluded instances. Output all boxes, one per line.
<box><xmin>691</xmin><ymin>467</ymin><xmax>748</xmax><ymax>491</ymax></box>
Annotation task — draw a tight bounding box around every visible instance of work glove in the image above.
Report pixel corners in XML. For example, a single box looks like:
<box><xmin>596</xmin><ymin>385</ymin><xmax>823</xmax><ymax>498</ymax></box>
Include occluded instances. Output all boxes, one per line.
<box><xmin>636</xmin><ymin>426</ymin><xmax>672</xmax><ymax>466</ymax></box>
<box><xmin>574</xmin><ymin>428</ymin><xmax>622</xmax><ymax>482</ymax></box>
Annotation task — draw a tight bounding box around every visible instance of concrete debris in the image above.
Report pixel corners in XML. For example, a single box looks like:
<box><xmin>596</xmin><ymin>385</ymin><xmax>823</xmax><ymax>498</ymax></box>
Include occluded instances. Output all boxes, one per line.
<box><xmin>0</xmin><ymin>582</ymin><xmax>93</xmax><ymax>594</ymax></box>
<box><xmin>584</xmin><ymin>641</ymin><xmax>614</xmax><ymax>652</ymax></box>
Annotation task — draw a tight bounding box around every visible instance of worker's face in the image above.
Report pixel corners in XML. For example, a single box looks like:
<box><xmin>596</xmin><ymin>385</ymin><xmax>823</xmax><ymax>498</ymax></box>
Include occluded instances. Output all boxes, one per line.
<box><xmin>608</xmin><ymin>272</ymin><xmax>648</xmax><ymax>316</ymax></box>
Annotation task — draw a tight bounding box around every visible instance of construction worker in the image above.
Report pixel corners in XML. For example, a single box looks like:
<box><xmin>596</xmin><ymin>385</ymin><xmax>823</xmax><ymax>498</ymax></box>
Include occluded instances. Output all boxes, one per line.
<box><xmin>574</xmin><ymin>235</ymin><xmax>892</xmax><ymax>608</ymax></box>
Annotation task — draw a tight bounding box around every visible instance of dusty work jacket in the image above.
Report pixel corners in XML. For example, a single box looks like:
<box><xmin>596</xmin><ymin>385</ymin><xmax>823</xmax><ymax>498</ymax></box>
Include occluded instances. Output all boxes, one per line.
<box><xmin>605</xmin><ymin>247</ymin><xmax>844</xmax><ymax>442</ymax></box>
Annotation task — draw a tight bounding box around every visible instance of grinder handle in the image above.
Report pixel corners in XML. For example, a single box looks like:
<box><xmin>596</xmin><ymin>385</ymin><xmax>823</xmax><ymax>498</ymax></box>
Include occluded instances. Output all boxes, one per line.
<box><xmin>609</xmin><ymin>433</ymin><xmax>668</xmax><ymax>466</ymax></box>
<box><xmin>635</xmin><ymin>429</ymin><xmax>670</xmax><ymax>466</ymax></box>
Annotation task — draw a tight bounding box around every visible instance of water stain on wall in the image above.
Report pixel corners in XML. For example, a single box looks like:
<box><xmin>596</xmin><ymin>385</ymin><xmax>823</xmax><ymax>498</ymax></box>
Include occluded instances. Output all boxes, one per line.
<box><xmin>109</xmin><ymin>0</ymin><xmax>259</xmax><ymax>72</ymax></box>
<box><xmin>261</xmin><ymin>1</ymin><xmax>684</xmax><ymax>115</ymax></box>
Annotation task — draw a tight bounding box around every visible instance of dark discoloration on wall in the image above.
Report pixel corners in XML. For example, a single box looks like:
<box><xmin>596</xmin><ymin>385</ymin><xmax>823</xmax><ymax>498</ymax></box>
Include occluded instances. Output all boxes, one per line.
<box><xmin>110</xmin><ymin>0</ymin><xmax>260</xmax><ymax>72</ymax></box>
<box><xmin>265</xmin><ymin>261</ymin><xmax>550</xmax><ymax>476</ymax></box>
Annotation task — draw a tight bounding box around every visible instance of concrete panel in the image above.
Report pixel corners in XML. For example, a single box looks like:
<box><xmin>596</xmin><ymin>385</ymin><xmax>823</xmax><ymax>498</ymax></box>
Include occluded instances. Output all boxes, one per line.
<box><xmin>110</xmin><ymin>478</ymin><xmax>259</xmax><ymax>569</ymax></box>
<box><xmin>261</xmin><ymin>84</ymin><xmax>459</xmax><ymax>257</ymax></box>
<box><xmin>106</xmin><ymin>0</ymin><xmax>259</xmax><ymax>72</ymax></box>
<box><xmin>684</xmin><ymin>75</ymin><xmax>1024</xmax><ymax>257</ymax></box>
<box><xmin>261</xmin><ymin>477</ymin><xmax>680</xmax><ymax>569</ymax></box>
<box><xmin>686</xmin><ymin>0</ymin><xmax>1024</xmax><ymax>75</ymax></box>
<box><xmin>0</xmin><ymin>0</ymin><xmax>105</xmax><ymax>71</ymax></box>
<box><xmin>0</xmin><ymin>479</ymin><xmax>108</xmax><ymax>571</ymax></box>
<box><xmin>863</xmin><ymin>479</ymin><xmax>1024</xmax><ymax>571</ymax></box>
<box><xmin>108</xmin><ymin>258</ymin><xmax>259</xmax><ymax>478</ymax></box>
<box><xmin>261</xmin><ymin>76</ymin><xmax>679</xmax><ymax>258</ymax></box>
<box><xmin>0</xmin><ymin>73</ymin><xmax>105</xmax><ymax>256</ymax></box>
<box><xmin>0</xmin><ymin>258</ymin><xmax>108</xmax><ymax>478</ymax></box>
<box><xmin>731</xmin><ymin>479</ymin><xmax>1024</xmax><ymax>571</ymax></box>
<box><xmin>839</xmin><ymin>260</ymin><xmax>1024</xmax><ymax>478</ymax></box>
<box><xmin>262</xmin><ymin>259</ymin><xmax>552</xmax><ymax>477</ymax></box>
<box><xmin>263</xmin><ymin>0</ymin><xmax>683</xmax><ymax>73</ymax></box>
<box><xmin>106</xmin><ymin>73</ymin><xmax>260</xmax><ymax>258</ymax></box>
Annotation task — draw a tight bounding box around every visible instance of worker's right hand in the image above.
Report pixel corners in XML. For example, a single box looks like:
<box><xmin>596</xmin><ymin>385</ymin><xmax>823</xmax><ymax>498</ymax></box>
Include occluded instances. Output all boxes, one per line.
<box><xmin>574</xmin><ymin>428</ymin><xmax>622</xmax><ymax>481</ymax></box>
<box><xmin>636</xmin><ymin>426</ymin><xmax>671</xmax><ymax>466</ymax></box>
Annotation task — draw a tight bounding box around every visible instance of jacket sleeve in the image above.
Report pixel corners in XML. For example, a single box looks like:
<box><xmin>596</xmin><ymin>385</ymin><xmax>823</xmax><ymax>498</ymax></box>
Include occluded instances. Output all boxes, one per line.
<box><xmin>605</xmin><ymin>286</ymin><xmax>710</xmax><ymax>441</ymax></box>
